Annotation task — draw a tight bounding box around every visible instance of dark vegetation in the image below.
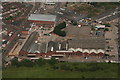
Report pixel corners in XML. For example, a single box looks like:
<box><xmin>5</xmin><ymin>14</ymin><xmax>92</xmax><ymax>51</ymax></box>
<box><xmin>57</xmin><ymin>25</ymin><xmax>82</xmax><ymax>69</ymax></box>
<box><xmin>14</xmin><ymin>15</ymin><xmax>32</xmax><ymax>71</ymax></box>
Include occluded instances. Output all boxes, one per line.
<box><xmin>103</xmin><ymin>23</ymin><xmax>111</xmax><ymax>27</ymax></box>
<box><xmin>3</xmin><ymin>57</ymin><xmax>119</xmax><ymax>78</ymax></box>
<box><xmin>71</xmin><ymin>20</ymin><xmax>78</xmax><ymax>25</ymax></box>
<box><xmin>10</xmin><ymin>57</ymin><xmax>58</xmax><ymax>67</ymax></box>
<box><xmin>53</xmin><ymin>22</ymin><xmax>66</xmax><ymax>37</ymax></box>
<box><xmin>9</xmin><ymin>57</ymin><xmax>118</xmax><ymax>72</ymax></box>
<box><xmin>89</xmin><ymin>2</ymin><xmax>120</xmax><ymax>10</ymax></box>
<box><xmin>72</xmin><ymin>2</ymin><xmax>120</xmax><ymax>17</ymax></box>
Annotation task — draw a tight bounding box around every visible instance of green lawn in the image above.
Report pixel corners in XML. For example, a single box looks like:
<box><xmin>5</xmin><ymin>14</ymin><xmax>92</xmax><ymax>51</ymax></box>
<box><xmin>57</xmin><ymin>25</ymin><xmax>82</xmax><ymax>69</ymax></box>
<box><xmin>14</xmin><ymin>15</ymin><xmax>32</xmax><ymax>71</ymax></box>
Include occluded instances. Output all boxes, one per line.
<box><xmin>3</xmin><ymin>62</ymin><xmax>119</xmax><ymax>78</ymax></box>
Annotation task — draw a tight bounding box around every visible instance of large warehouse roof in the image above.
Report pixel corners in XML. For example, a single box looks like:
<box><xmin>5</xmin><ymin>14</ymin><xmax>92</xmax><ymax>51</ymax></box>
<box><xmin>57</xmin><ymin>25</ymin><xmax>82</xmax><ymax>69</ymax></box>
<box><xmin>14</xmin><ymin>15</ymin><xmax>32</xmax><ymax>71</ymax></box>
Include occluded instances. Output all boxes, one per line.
<box><xmin>28</xmin><ymin>14</ymin><xmax>56</xmax><ymax>22</ymax></box>
<box><xmin>21</xmin><ymin>31</ymin><xmax>39</xmax><ymax>52</ymax></box>
<box><xmin>68</xmin><ymin>37</ymin><xmax>105</xmax><ymax>49</ymax></box>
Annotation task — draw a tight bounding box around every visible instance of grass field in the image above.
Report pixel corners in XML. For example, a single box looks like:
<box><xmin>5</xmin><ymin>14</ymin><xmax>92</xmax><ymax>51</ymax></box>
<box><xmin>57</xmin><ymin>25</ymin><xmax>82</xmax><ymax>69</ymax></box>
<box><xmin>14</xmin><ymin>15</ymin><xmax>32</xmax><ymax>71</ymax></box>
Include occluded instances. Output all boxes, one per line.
<box><xmin>67</xmin><ymin>2</ymin><xmax>120</xmax><ymax>17</ymax></box>
<box><xmin>2</xmin><ymin>62</ymin><xmax>119</xmax><ymax>78</ymax></box>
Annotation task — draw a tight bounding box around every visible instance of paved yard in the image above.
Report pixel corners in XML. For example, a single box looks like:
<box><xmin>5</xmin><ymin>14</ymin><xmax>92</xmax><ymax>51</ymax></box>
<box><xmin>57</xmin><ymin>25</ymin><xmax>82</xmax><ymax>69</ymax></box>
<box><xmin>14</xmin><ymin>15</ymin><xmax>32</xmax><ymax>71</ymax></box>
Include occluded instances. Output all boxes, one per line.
<box><xmin>65</xmin><ymin>24</ymin><xmax>91</xmax><ymax>38</ymax></box>
<box><xmin>105</xmin><ymin>22</ymin><xmax>118</xmax><ymax>60</ymax></box>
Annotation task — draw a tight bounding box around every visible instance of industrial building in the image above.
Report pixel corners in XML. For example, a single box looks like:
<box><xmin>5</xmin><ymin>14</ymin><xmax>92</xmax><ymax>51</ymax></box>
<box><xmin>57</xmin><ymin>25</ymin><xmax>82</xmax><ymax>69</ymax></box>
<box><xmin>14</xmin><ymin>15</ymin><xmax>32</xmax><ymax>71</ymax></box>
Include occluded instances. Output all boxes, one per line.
<box><xmin>67</xmin><ymin>37</ymin><xmax>105</xmax><ymax>54</ymax></box>
<box><xmin>19</xmin><ymin>31</ymin><xmax>39</xmax><ymax>56</ymax></box>
<box><xmin>28</xmin><ymin>14</ymin><xmax>57</xmax><ymax>27</ymax></box>
<box><xmin>47</xmin><ymin>41</ymin><xmax>69</xmax><ymax>52</ymax></box>
<box><xmin>19</xmin><ymin>36</ymin><xmax>105</xmax><ymax>60</ymax></box>
<box><xmin>46</xmin><ymin>37</ymin><xmax>105</xmax><ymax>54</ymax></box>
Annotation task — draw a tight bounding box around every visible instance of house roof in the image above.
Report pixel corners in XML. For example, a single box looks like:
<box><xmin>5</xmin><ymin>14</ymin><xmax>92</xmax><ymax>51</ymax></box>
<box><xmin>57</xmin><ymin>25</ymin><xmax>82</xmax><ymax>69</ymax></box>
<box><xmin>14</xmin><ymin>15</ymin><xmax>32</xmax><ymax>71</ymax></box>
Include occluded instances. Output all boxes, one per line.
<box><xmin>28</xmin><ymin>14</ymin><xmax>56</xmax><ymax>22</ymax></box>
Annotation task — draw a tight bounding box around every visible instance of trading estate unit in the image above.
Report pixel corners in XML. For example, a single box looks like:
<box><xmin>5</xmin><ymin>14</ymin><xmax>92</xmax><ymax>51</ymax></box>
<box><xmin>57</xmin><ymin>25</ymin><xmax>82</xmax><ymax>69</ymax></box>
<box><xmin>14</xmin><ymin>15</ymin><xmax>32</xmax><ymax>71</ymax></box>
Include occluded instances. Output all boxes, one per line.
<box><xmin>19</xmin><ymin>31</ymin><xmax>39</xmax><ymax>55</ymax></box>
<box><xmin>19</xmin><ymin>37</ymin><xmax>106</xmax><ymax>60</ymax></box>
<box><xmin>28</xmin><ymin>14</ymin><xmax>57</xmax><ymax>28</ymax></box>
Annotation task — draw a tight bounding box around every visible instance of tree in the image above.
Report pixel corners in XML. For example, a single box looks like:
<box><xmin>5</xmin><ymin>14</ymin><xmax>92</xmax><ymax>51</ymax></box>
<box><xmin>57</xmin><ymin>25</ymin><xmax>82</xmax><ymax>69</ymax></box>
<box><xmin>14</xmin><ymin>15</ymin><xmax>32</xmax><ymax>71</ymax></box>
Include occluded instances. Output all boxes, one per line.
<box><xmin>104</xmin><ymin>28</ymin><xmax>109</xmax><ymax>31</ymax></box>
<box><xmin>11</xmin><ymin>57</ymin><xmax>19</xmax><ymax>67</ymax></box>
<box><xmin>5</xmin><ymin>16</ymin><xmax>13</xmax><ymax>20</ymax></box>
<box><xmin>105</xmin><ymin>54</ymin><xmax>109</xmax><ymax>56</ymax></box>
<box><xmin>48</xmin><ymin>58</ymin><xmax>57</xmax><ymax>65</ymax></box>
<box><xmin>103</xmin><ymin>23</ymin><xmax>111</xmax><ymax>27</ymax></box>
<box><xmin>53</xmin><ymin>22</ymin><xmax>66</xmax><ymax>37</ymax></box>
<box><xmin>89</xmin><ymin>2</ymin><xmax>98</xmax><ymax>7</ymax></box>
<box><xmin>65</xmin><ymin>2</ymin><xmax>68</xmax><ymax>7</ymax></box>
<box><xmin>66</xmin><ymin>2</ymin><xmax>68</xmax><ymax>4</ymax></box>
<box><xmin>20</xmin><ymin>59</ymin><xmax>34</xmax><ymax>67</ymax></box>
<box><xmin>108</xmin><ymin>60</ymin><xmax>111</xmax><ymax>63</ymax></box>
<box><xmin>81</xmin><ymin>75</ymin><xmax>85</xmax><ymax>79</ymax></box>
<box><xmin>34</xmin><ymin>58</ymin><xmax>46</xmax><ymax>66</ymax></box>
<box><xmin>71</xmin><ymin>20</ymin><xmax>77</xmax><ymax>25</ymax></box>
<box><xmin>58</xmin><ymin>22</ymin><xmax>66</xmax><ymax>29</ymax></box>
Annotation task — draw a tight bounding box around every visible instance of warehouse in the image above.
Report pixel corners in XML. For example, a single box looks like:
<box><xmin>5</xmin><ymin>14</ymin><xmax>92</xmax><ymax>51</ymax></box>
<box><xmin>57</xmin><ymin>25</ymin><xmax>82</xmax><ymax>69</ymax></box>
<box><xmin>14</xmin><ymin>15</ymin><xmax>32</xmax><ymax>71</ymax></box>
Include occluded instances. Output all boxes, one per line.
<box><xmin>19</xmin><ymin>31</ymin><xmax>39</xmax><ymax>54</ymax></box>
<box><xmin>28</xmin><ymin>14</ymin><xmax>57</xmax><ymax>27</ymax></box>
<box><xmin>19</xmin><ymin>37</ymin><xmax>105</xmax><ymax>59</ymax></box>
<box><xmin>68</xmin><ymin>37</ymin><xmax>105</xmax><ymax>54</ymax></box>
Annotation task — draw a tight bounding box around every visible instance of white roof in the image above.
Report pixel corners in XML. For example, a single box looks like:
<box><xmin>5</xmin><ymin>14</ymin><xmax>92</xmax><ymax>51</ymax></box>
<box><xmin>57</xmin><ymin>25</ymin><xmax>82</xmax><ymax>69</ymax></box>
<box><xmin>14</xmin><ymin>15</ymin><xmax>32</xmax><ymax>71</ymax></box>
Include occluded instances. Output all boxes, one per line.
<box><xmin>56</xmin><ymin>50</ymin><xmax>73</xmax><ymax>53</ymax></box>
<box><xmin>96</xmin><ymin>25</ymin><xmax>105</xmax><ymax>28</ymax></box>
<box><xmin>45</xmin><ymin>0</ymin><xmax>55</xmax><ymax>5</ymax></box>
<box><xmin>28</xmin><ymin>14</ymin><xmax>56</xmax><ymax>22</ymax></box>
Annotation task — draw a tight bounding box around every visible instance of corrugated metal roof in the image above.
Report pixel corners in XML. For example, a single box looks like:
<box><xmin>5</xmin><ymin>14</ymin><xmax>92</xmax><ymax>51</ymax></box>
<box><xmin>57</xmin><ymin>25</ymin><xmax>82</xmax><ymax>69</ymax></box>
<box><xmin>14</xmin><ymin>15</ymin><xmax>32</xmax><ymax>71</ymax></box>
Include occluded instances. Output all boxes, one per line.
<box><xmin>47</xmin><ymin>41</ymin><xmax>59</xmax><ymax>51</ymax></box>
<box><xmin>28</xmin><ymin>14</ymin><xmax>56</xmax><ymax>22</ymax></box>
<box><xmin>38</xmin><ymin>43</ymin><xmax>47</xmax><ymax>53</ymax></box>
<box><xmin>21</xmin><ymin>32</ymin><xmax>38</xmax><ymax>52</ymax></box>
<box><xmin>68</xmin><ymin>37</ymin><xmax>105</xmax><ymax>49</ymax></box>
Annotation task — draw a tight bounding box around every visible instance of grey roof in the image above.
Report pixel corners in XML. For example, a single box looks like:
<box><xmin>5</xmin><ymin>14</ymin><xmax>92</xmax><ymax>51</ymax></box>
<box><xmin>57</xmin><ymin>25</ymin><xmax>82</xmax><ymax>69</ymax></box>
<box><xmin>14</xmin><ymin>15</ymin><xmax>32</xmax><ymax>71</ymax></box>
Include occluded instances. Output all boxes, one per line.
<box><xmin>61</xmin><ymin>41</ymin><xmax>68</xmax><ymax>50</ymax></box>
<box><xmin>47</xmin><ymin>41</ymin><xmax>69</xmax><ymax>51</ymax></box>
<box><xmin>53</xmin><ymin>42</ymin><xmax>59</xmax><ymax>51</ymax></box>
<box><xmin>68</xmin><ymin>37</ymin><xmax>105</xmax><ymax>49</ymax></box>
<box><xmin>47</xmin><ymin>41</ymin><xmax>59</xmax><ymax>51</ymax></box>
<box><xmin>21</xmin><ymin>32</ymin><xmax>39</xmax><ymax>52</ymax></box>
<box><xmin>28</xmin><ymin>14</ymin><xmax>56</xmax><ymax>22</ymax></box>
<box><xmin>38</xmin><ymin>43</ymin><xmax>47</xmax><ymax>53</ymax></box>
<box><xmin>28</xmin><ymin>43</ymin><xmax>38</xmax><ymax>53</ymax></box>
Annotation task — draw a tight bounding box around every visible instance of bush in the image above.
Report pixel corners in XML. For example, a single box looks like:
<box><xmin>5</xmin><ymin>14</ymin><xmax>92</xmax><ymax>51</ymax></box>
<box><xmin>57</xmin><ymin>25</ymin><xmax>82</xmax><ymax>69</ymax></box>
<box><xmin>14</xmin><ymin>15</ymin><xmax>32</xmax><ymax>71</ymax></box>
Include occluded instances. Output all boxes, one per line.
<box><xmin>10</xmin><ymin>57</ymin><xmax>34</xmax><ymax>67</ymax></box>
<box><xmin>47</xmin><ymin>58</ymin><xmax>57</xmax><ymax>65</ymax></box>
<box><xmin>59</xmin><ymin>22</ymin><xmax>66</xmax><ymax>29</ymax></box>
<box><xmin>5</xmin><ymin>16</ymin><xmax>13</xmax><ymax>20</ymax></box>
<box><xmin>103</xmin><ymin>23</ymin><xmax>111</xmax><ymax>27</ymax></box>
<box><xmin>20</xmin><ymin>59</ymin><xmax>34</xmax><ymax>67</ymax></box>
<box><xmin>60</xmin><ymin>64</ymin><xmax>68</xmax><ymax>70</ymax></box>
<box><xmin>89</xmin><ymin>65</ymin><xmax>104</xmax><ymax>71</ymax></box>
<box><xmin>60</xmin><ymin>63</ymin><xmax>74</xmax><ymax>71</ymax></box>
<box><xmin>105</xmin><ymin>54</ymin><xmax>109</xmax><ymax>56</ymax></box>
<box><xmin>71</xmin><ymin>20</ymin><xmax>77</xmax><ymax>25</ymax></box>
<box><xmin>34</xmin><ymin>58</ymin><xmax>46</xmax><ymax>66</ymax></box>
<box><xmin>11</xmin><ymin>57</ymin><xmax>19</xmax><ymax>67</ymax></box>
<box><xmin>65</xmin><ymin>2</ymin><xmax>68</xmax><ymax>7</ymax></box>
<box><xmin>104</xmin><ymin>28</ymin><xmax>109</xmax><ymax>31</ymax></box>
<box><xmin>52</xmin><ymin>64</ymin><xmax>59</xmax><ymax>70</ymax></box>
